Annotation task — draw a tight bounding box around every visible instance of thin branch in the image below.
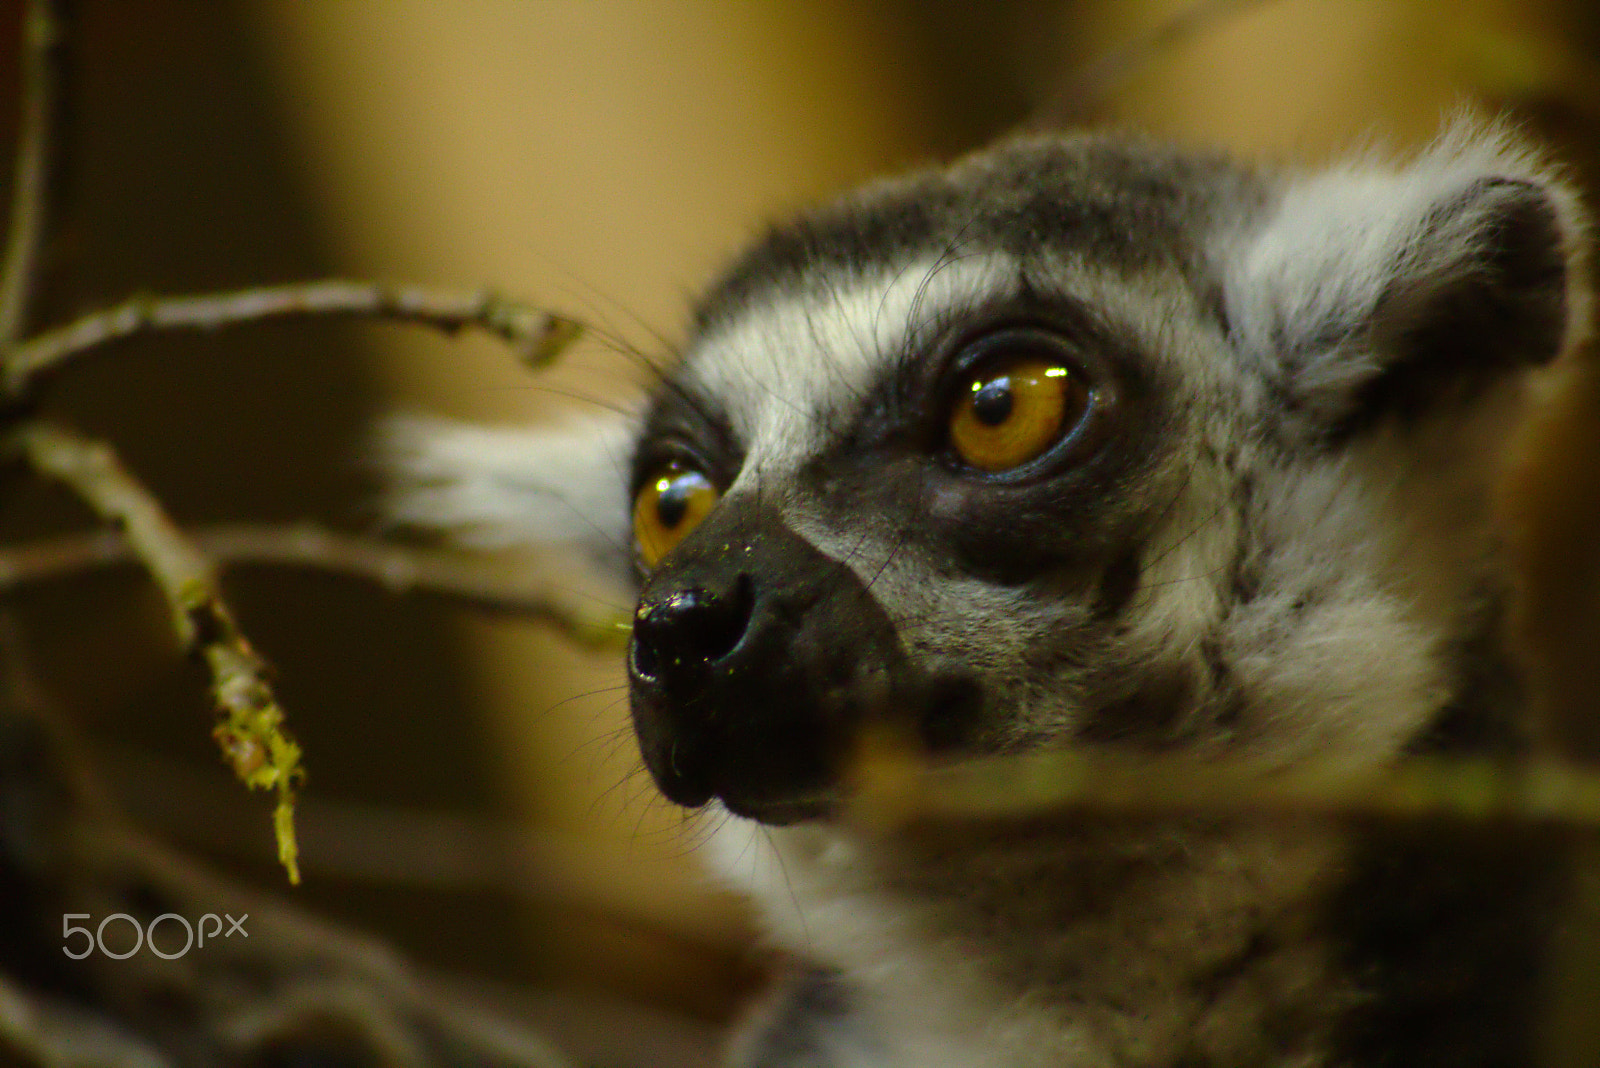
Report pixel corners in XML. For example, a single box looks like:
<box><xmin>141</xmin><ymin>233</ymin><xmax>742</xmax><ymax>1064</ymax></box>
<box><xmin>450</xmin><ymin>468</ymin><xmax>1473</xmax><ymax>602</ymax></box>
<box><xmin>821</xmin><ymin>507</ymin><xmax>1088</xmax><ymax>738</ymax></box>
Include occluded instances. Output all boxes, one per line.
<box><xmin>1026</xmin><ymin>0</ymin><xmax>1280</xmax><ymax>128</ymax></box>
<box><xmin>0</xmin><ymin>0</ymin><xmax>67</xmax><ymax>342</ymax></box>
<box><xmin>850</xmin><ymin>734</ymin><xmax>1600</xmax><ymax>831</ymax></box>
<box><xmin>11</xmin><ymin>420</ymin><xmax>303</xmax><ymax>882</ymax></box>
<box><xmin>0</xmin><ymin>520</ymin><xmax>630</xmax><ymax>647</ymax></box>
<box><xmin>1</xmin><ymin>279</ymin><xmax>584</xmax><ymax>395</ymax></box>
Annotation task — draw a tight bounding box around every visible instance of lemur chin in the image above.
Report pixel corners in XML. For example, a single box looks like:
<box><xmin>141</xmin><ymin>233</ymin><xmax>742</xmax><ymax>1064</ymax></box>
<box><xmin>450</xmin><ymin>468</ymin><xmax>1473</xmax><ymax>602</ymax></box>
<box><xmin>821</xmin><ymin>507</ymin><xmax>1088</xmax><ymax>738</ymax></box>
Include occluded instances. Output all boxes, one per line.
<box><xmin>389</xmin><ymin>120</ymin><xmax>1589</xmax><ymax>1067</ymax></box>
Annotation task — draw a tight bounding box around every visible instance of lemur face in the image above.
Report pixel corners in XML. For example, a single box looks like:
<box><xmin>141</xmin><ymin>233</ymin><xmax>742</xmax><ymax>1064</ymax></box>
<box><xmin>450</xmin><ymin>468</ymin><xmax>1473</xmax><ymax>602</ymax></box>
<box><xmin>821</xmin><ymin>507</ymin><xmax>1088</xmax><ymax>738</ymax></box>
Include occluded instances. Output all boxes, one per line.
<box><xmin>626</xmin><ymin>196</ymin><xmax>1219</xmax><ymax>820</ymax></box>
<box><xmin>388</xmin><ymin>125</ymin><xmax>1581</xmax><ymax>829</ymax></box>
<box><xmin>621</xmin><ymin>131</ymin><xmax>1578</xmax><ymax>824</ymax></box>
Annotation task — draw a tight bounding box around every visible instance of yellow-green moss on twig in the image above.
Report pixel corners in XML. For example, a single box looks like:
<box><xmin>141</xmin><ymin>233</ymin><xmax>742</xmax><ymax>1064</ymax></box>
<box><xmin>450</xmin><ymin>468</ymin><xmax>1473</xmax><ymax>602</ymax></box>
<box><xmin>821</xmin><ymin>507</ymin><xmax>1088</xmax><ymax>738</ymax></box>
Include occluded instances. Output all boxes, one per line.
<box><xmin>13</xmin><ymin>421</ymin><xmax>304</xmax><ymax>882</ymax></box>
<box><xmin>192</xmin><ymin>592</ymin><xmax>305</xmax><ymax>884</ymax></box>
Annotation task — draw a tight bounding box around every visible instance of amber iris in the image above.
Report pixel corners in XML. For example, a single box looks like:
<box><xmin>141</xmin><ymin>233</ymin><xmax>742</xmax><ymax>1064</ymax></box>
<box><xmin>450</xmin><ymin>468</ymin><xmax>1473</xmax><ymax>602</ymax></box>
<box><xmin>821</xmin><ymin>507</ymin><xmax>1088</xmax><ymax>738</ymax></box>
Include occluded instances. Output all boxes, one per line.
<box><xmin>949</xmin><ymin>357</ymin><xmax>1085</xmax><ymax>472</ymax></box>
<box><xmin>634</xmin><ymin>462</ymin><xmax>719</xmax><ymax>567</ymax></box>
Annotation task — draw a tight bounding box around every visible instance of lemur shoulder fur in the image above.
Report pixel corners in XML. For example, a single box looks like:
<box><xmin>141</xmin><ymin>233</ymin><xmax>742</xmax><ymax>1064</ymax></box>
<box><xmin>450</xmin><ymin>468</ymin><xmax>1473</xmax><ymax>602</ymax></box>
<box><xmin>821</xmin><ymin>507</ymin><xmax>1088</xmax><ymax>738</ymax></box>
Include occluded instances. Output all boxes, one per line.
<box><xmin>388</xmin><ymin>121</ymin><xmax>1590</xmax><ymax>1068</ymax></box>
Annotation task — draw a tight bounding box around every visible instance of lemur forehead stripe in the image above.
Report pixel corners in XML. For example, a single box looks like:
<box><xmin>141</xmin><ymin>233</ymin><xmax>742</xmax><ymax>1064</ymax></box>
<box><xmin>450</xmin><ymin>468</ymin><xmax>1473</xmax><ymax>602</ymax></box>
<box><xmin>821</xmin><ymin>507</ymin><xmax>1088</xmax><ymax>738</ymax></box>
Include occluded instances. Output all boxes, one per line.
<box><xmin>680</xmin><ymin>253</ymin><xmax>1022</xmax><ymax>482</ymax></box>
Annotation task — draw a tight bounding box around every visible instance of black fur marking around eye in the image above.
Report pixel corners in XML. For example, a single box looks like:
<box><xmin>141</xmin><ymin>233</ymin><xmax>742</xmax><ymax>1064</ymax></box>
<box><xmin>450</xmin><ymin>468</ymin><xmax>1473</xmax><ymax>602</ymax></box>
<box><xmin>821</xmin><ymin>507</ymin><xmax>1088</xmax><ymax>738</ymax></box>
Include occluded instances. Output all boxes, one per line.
<box><xmin>824</xmin><ymin>286</ymin><xmax>1120</xmax><ymax>466</ymax></box>
<box><xmin>769</xmin><ymin>292</ymin><xmax>1177</xmax><ymax>595</ymax></box>
<box><xmin>632</xmin><ymin>379</ymin><xmax>742</xmax><ymax>497</ymax></box>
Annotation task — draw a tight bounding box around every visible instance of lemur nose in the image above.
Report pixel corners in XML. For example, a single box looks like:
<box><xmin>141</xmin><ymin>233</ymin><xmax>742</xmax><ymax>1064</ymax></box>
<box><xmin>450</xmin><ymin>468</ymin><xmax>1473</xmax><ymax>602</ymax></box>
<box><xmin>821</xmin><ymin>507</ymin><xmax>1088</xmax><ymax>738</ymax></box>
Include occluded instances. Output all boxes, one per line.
<box><xmin>630</xmin><ymin>575</ymin><xmax>754</xmax><ymax>692</ymax></box>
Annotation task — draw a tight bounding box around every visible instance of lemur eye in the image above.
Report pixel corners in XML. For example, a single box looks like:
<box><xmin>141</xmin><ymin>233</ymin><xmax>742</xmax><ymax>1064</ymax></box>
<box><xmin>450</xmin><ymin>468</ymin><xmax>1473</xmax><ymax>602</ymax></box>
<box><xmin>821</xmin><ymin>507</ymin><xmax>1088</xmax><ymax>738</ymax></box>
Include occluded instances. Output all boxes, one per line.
<box><xmin>634</xmin><ymin>462</ymin><xmax>719</xmax><ymax>568</ymax></box>
<box><xmin>947</xmin><ymin>331</ymin><xmax>1089</xmax><ymax>473</ymax></box>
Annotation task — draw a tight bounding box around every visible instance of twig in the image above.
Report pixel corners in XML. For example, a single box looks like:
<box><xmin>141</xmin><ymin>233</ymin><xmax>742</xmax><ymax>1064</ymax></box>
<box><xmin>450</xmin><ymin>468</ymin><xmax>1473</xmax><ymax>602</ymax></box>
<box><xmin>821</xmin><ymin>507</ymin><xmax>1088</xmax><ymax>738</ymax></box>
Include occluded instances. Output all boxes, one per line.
<box><xmin>11</xmin><ymin>420</ymin><xmax>304</xmax><ymax>883</ymax></box>
<box><xmin>851</xmin><ymin>738</ymin><xmax>1600</xmax><ymax>831</ymax></box>
<box><xmin>1026</xmin><ymin>0</ymin><xmax>1280</xmax><ymax>128</ymax></box>
<box><xmin>1</xmin><ymin>279</ymin><xmax>584</xmax><ymax>395</ymax></box>
<box><xmin>0</xmin><ymin>520</ymin><xmax>630</xmax><ymax>647</ymax></box>
<box><xmin>0</xmin><ymin>0</ymin><xmax>67</xmax><ymax>342</ymax></box>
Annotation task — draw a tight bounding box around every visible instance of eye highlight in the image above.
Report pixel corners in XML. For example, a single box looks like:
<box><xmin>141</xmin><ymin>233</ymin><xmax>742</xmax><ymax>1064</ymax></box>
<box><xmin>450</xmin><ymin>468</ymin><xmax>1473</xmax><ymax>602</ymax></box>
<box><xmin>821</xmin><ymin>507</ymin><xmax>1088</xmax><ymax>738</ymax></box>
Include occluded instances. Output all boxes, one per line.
<box><xmin>634</xmin><ymin>461</ymin><xmax>719</xmax><ymax>568</ymax></box>
<box><xmin>947</xmin><ymin>334</ymin><xmax>1090</xmax><ymax>473</ymax></box>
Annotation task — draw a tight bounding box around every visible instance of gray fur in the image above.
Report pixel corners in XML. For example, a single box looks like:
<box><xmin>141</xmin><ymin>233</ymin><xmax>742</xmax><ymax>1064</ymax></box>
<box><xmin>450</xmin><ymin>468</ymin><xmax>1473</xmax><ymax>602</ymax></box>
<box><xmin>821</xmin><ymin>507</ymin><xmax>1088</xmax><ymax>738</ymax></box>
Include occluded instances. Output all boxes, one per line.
<box><xmin>389</xmin><ymin>121</ymin><xmax>1587</xmax><ymax>1067</ymax></box>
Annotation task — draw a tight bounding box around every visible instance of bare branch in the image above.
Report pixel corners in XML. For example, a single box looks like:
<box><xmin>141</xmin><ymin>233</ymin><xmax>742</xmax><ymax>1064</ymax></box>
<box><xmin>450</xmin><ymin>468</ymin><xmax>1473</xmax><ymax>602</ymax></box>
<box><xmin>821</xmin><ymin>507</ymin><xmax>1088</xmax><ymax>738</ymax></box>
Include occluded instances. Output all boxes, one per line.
<box><xmin>2</xmin><ymin>279</ymin><xmax>584</xmax><ymax>395</ymax></box>
<box><xmin>0</xmin><ymin>520</ymin><xmax>631</xmax><ymax>647</ymax></box>
<box><xmin>0</xmin><ymin>0</ymin><xmax>68</xmax><ymax>342</ymax></box>
<box><xmin>12</xmin><ymin>420</ymin><xmax>304</xmax><ymax>882</ymax></box>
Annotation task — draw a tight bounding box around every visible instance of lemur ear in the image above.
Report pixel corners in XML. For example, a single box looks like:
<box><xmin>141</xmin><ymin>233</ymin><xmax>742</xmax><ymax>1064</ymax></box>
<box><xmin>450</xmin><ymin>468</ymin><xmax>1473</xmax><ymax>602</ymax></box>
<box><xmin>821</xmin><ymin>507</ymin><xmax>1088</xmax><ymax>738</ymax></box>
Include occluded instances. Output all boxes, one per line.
<box><xmin>1225</xmin><ymin>125</ymin><xmax>1587</xmax><ymax>435</ymax></box>
<box><xmin>380</xmin><ymin>410</ymin><xmax>637</xmax><ymax>576</ymax></box>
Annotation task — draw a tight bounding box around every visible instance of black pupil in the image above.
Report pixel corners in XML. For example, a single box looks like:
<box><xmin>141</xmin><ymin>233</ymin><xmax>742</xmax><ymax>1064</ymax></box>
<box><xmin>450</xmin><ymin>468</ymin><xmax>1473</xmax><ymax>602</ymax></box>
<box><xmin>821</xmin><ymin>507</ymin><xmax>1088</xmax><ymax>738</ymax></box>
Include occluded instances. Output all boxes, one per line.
<box><xmin>655</xmin><ymin>477</ymin><xmax>691</xmax><ymax>529</ymax></box>
<box><xmin>972</xmin><ymin>376</ymin><xmax>1014</xmax><ymax>427</ymax></box>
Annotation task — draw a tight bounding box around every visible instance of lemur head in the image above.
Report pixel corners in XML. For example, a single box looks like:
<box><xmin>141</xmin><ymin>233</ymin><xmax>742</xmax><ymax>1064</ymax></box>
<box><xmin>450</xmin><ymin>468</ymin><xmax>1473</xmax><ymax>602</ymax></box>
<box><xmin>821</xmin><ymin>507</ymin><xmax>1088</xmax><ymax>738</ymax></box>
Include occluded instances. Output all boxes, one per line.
<box><xmin>391</xmin><ymin>124</ymin><xmax>1585</xmax><ymax>825</ymax></box>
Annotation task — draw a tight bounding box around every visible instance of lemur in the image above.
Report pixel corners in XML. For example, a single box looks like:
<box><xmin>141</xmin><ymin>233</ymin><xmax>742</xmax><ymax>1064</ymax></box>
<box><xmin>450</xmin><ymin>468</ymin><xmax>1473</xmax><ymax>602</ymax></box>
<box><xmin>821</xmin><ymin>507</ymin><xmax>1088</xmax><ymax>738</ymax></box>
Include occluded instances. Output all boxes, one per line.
<box><xmin>389</xmin><ymin>121</ymin><xmax>1590</xmax><ymax>1067</ymax></box>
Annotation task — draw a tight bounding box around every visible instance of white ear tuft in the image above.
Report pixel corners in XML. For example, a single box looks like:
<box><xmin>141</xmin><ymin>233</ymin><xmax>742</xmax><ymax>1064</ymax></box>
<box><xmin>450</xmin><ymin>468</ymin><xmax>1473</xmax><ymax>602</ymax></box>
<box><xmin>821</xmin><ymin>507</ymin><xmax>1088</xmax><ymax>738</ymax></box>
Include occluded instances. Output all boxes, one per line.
<box><xmin>379</xmin><ymin>410</ymin><xmax>637</xmax><ymax>570</ymax></box>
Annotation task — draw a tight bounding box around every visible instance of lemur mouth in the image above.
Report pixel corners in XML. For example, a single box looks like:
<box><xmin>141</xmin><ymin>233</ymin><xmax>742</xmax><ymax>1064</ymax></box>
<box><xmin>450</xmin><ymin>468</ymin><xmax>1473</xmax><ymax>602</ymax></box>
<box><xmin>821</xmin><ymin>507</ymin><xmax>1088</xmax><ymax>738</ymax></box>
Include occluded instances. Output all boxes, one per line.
<box><xmin>626</xmin><ymin>502</ymin><xmax>981</xmax><ymax>825</ymax></box>
<box><xmin>632</xmin><ymin>675</ymin><xmax>976</xmax><ymax>826</ymax></box>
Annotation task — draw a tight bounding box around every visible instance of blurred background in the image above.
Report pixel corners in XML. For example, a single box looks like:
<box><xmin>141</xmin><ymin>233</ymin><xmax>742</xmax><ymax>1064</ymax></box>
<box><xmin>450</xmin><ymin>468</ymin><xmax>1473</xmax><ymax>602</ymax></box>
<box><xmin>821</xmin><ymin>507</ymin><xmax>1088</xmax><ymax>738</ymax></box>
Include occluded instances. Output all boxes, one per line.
<box><xmin>1</xmin><ymin>1</ymin><xmax>1596</xmax><ymax>1065</ymax></box>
